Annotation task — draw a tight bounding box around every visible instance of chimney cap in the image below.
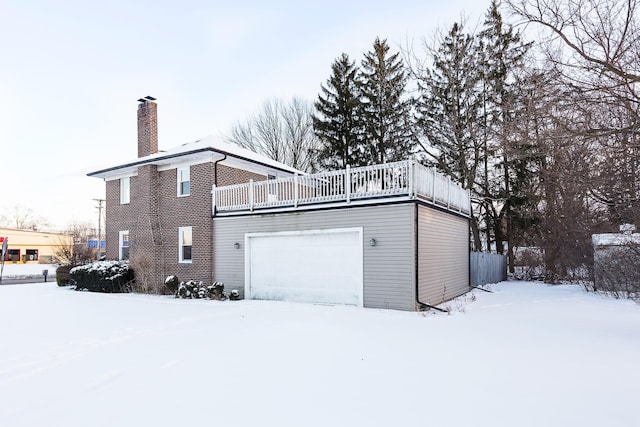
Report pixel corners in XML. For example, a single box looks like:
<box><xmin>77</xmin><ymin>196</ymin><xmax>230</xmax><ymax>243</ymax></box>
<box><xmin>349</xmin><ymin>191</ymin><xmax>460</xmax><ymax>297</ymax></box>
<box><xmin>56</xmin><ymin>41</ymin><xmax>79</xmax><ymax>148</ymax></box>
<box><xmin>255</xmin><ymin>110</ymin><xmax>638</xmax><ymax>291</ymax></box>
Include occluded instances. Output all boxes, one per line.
<box><xmin>137</xmin><ymin>96</ymin><xmax>157</xmax><ymax>103</ymax></box>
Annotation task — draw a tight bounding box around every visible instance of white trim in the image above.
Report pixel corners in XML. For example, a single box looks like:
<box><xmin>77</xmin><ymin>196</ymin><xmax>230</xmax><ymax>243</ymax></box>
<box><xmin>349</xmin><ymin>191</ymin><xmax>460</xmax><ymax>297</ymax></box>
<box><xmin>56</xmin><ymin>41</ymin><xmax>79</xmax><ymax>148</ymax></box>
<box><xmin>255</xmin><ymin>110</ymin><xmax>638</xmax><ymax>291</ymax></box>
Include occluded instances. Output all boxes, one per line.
<box><xmin>118</xmin><ymin>230</ymin><xmax>129</xmax><ymax>260</ymax></box>
<box><xmin>157</xmin><ymin>159</ymin><xmax>204</xmax><ymax>172</ymax></box>
<box><xmin>244</xmin><ymin>227</ymin><xmax>364</xmax><ymax>306</ymax></box>
<box><xmin>178</xmin><ymin>226</ymin><xmax>193</xmax><ymax>263</ymax></box>
<box><xmin>104</xmin><ymin>170</ymin><xmax>138</xmax><ymax>182</ymax></box>
<box><xmin>177</xmin><ymin>166</ymin><xmax>191</xmax><ymax>197</ymax></box>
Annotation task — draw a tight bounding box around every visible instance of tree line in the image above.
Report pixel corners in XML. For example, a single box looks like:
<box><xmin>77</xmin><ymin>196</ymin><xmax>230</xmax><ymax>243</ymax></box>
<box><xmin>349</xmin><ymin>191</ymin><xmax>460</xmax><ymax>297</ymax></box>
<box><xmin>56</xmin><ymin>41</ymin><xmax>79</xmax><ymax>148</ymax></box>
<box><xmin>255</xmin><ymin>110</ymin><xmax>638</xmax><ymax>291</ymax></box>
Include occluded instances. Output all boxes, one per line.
<box><xmin>228</xmin><ymin>0</ymin><xmax>640</xmax><ymax>283</ymax></box>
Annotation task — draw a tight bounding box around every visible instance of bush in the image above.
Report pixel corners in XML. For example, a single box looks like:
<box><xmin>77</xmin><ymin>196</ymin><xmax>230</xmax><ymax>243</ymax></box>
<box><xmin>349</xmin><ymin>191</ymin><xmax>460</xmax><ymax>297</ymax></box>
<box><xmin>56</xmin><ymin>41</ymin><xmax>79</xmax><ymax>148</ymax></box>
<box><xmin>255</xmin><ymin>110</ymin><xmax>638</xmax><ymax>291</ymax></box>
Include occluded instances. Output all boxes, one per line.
<box><xmin>174</xmin><ymin>280</ymin><xmax>227</xmax><ymax>300</ymax></box>
<box><xmin>56</xmin><ymin>265</ymin><xmax>77</xmax><ymax>287</ymax></box>
<box><xmin>70</xmin><ymin>261</ymin><xmax>134</xmax><ymax>293</ymax></box>
<box><xmin>593</xmin><ymin>244</ymin><xmax>640</xmax><ymax>300</ymax></box>
<box><xmin>164</xmin><ymin>275</ymin><xmax>180</xmax><ymax>293</ymax></box>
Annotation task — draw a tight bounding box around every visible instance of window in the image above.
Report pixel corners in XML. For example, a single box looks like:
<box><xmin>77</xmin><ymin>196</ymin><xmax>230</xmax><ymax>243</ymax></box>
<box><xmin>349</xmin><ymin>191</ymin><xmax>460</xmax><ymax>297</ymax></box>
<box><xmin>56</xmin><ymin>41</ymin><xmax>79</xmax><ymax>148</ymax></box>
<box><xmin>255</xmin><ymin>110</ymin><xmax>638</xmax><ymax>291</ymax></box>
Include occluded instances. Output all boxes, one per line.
<box><xmin>177</xmin><ymin>167</ymin><xmax>190</xmax><ymax>196</ymax></box>
<box><xmin>7</xmin><ymin>249</ymin><xmax>20</xmax><ymax>262</ymax></box>
<box><xmin>26</xmin><ymin>249</ymin><xmax>38</xmax><ymax>261</ymax></box>
<box><xmin>120</xmin><ymin>177</ymin><xmax>130</xmax><ymax>204</ymax></box>
<box><xmin>179</xmin><ymin>226</ymin><xmax>192</xmax><ymax>263</ymax></box>
<box><xmin>119</xmin><ymin>230</ymin><xmax>129</xmax><ymax>260</ymax></box>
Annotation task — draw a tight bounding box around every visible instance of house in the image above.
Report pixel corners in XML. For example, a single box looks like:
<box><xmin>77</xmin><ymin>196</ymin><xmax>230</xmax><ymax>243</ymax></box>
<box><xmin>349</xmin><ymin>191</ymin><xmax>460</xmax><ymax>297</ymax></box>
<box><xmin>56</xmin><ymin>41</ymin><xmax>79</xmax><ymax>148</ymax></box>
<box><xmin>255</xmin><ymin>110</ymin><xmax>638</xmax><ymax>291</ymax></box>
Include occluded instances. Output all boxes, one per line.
<box><xmin>0</xmin><ymin>228</ymin><xmax>72</xmax><ymax>263</ymax></box>
<box><xmin>592</xmin><ymin>224</ymin><xmax>640</xmax><ymax>292</ymax></box>
<box><xmin>88</xmin><ymin>97</ymin><xmax>299</xmax><ymax>286</ymax></box>
<box><xmin>89</xmin><ymin>98</ymin><xmax>472</xmax><ymax>311</ymax></box>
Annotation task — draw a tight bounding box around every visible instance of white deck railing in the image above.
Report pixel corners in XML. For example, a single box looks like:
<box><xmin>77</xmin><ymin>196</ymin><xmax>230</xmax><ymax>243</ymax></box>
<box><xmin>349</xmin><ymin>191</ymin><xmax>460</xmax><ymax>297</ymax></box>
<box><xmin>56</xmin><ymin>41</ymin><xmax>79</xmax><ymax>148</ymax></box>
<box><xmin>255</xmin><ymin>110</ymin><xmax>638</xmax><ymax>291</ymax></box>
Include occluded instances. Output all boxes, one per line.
<box><xmin>213</xmin><ymin>160</ymin><xmax>470</xmax><ymax>216</ymax></box>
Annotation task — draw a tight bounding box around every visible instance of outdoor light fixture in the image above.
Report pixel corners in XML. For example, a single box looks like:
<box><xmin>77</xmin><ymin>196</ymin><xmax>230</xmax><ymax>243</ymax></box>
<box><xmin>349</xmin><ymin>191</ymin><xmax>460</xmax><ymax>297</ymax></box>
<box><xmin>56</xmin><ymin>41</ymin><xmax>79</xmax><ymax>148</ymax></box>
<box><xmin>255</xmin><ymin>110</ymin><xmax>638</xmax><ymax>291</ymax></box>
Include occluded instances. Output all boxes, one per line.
<box><xmin>234</xmin><ymin>243</ymin><xmax>240</xmax><ymax>249</ymax></box>
<box><xmin>369</xmin><ymin>238</ymin><xmax>377</xmax><ymax>246</ymax></box>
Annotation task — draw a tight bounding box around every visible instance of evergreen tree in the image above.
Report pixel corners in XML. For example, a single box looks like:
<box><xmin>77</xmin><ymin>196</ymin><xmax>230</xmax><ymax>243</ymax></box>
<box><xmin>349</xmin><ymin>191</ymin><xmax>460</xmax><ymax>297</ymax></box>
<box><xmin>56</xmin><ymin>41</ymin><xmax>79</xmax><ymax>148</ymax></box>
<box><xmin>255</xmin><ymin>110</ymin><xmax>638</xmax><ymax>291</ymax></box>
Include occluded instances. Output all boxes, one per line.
<box><xmin>359</xmin><ymin>37</ymin><xmax>415</xmax><ymax>164</ymax></box>
<box><xmin>477</xmin><ymin>0</ymin><xmax>532</xmax><ymax>263</ymax></box>
<box><xmin>416</xmin><ymin>22</ymin><xmax>485</xmax><ymax>249</ymax></box>
<box><xmin>313</xmin><ymin>53</ymin><xmax>366</xmax><ymax>169</ymax></box>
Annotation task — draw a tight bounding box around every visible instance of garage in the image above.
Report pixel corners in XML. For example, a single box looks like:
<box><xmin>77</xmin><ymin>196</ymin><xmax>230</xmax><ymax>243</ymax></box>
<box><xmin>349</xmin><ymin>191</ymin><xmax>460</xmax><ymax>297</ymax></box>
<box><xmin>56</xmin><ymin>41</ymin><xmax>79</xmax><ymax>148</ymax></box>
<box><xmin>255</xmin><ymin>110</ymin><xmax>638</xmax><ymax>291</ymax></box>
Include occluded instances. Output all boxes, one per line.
<box><xmin>245</xmin><ymin>228</ymin><xmax>363</xmax><ymax>306</ymax></box>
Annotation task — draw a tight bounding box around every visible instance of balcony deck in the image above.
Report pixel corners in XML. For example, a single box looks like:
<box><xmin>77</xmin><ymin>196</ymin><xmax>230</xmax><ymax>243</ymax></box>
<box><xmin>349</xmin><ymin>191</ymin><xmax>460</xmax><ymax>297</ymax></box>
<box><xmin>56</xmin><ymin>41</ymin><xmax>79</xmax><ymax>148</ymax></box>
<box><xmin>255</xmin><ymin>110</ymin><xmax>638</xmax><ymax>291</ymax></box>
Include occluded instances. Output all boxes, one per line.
<box><xmin>212</xmin><ymin>160</ymin><xmax>470</xmax><ymax>217</ymax></box>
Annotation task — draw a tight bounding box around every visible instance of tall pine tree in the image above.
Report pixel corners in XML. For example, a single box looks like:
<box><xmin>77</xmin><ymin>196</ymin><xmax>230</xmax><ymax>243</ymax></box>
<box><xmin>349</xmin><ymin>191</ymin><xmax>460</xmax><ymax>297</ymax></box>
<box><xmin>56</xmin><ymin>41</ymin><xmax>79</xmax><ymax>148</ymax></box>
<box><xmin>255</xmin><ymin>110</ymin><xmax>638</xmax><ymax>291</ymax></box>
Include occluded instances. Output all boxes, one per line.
<box><xmin>359</xmin><ymin>37</ymin><xmax>414</xmax><ymax>164</ymax></box>
<box><xmin>313</xmin><ymin>53</ymin><xmax>366</xmax><ymax>169</ymax></box>
<box><xmin>477</xmin><ymin>0</ymin><xmax>532</xmax><ymax>263</ymax></box>
<box><xmin>416</xmin><ymin>22</ymin><xmax>485</xmax><ymax>249</ymax></box>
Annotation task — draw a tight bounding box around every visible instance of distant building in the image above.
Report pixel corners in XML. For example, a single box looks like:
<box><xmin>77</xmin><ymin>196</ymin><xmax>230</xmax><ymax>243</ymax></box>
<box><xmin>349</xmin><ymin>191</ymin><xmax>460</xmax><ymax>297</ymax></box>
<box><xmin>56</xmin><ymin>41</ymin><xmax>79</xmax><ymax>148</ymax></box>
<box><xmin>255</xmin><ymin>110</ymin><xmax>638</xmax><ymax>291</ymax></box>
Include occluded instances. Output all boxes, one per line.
<box><xmin>592</xmin><ymin>224</ymin><xmax>640</xmax><ymax>291</ymax></box>
<box><xmin>0</xmin><ymin>228</ymin><xmax>72</xmax><ymax>263</ymax></box>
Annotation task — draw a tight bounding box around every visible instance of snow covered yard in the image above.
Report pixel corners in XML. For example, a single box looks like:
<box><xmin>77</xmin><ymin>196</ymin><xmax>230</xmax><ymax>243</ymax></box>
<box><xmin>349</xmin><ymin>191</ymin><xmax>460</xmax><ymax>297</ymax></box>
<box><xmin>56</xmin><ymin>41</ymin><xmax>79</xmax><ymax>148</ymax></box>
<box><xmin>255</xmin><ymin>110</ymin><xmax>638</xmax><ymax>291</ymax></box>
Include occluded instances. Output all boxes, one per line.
<box><xmin>0</xmin><ymin>281</ymin><xmax>638</xmax><ymax>427</ymax></box>
<box><xmin>1</xmin><ymin>263</ymin><xmax>59</xmax><ymax>278</ymax></box>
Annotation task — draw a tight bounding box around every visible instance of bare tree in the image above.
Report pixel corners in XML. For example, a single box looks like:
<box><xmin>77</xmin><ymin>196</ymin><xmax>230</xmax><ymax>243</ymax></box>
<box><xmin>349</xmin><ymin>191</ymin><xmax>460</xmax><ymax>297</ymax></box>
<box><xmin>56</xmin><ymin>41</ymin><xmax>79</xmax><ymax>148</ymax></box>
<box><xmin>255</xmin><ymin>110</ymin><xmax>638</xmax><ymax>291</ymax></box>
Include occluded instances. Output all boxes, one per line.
<box><xmin>0</xmin><ymin>204</ymin><xmax>50</xmax><ymax>231</ymax></box>
<box><xmin>53</xmin><ymin>221</ymin><xmax>95</xmax><ymax>265</ymax></box>
<box><xmin>506</xmin><ymin>0</ymin><xmax>640</xmax><ymax>225</ymax></box>
<box><xmin>227</xmin><ymin>97</ymin><xmax>321</xmax><ymax>172</ymax></box>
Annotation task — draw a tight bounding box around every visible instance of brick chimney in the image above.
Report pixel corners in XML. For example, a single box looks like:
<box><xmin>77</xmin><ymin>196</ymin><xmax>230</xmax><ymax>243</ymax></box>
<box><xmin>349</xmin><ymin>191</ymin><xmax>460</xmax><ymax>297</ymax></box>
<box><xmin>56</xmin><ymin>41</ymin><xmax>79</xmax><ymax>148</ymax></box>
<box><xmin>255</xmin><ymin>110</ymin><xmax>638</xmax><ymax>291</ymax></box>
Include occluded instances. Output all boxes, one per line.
<box><xmin>137</xmin><ymin>97</ymin><xmax>158</xmax><ymax>157</ymax></box>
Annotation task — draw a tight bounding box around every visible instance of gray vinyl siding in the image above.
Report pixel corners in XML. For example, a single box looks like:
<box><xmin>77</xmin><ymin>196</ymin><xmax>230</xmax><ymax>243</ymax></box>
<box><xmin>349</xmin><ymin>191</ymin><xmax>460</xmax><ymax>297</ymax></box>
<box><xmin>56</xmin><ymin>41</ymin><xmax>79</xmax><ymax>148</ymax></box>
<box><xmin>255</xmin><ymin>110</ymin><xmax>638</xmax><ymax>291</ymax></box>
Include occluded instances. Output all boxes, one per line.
<box><xmin>213</xmin><ymin>204</ymin><xmax>416</xmax><ymax>311</ymax></box>
<box><xmin>417</xmin><ymin>205</ymin><xmax>470</xmax><ymax>305</ymax></box>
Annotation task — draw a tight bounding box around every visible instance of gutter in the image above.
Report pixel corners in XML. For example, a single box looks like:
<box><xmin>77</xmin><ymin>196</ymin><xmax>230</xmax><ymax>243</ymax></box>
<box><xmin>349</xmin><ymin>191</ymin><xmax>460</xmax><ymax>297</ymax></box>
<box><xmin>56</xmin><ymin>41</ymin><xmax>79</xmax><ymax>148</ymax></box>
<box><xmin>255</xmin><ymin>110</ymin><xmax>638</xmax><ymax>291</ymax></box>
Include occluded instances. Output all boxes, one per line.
<box><xmin>414</xmin><ymin>203</ymin><xmax>447</xmax><ymax>313</ymax></box>
<box><xmin>213</xmin><ymin>153</ymin><xmax>227</xmax><ymax>186</ymax></box>
<box><xmin>212</xmin><ymin>153</ymin><xmax>227</xmax><ymax>218</ymax></box>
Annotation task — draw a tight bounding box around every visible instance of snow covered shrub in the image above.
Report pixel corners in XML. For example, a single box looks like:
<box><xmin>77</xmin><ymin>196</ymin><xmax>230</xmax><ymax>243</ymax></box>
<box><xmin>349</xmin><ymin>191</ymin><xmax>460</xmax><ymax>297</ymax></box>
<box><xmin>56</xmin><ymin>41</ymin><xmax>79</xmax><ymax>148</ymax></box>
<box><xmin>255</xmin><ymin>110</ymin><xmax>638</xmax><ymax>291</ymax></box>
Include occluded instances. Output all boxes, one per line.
<box><xmin>165</xmin><ymin>275</ymin><xmax>180</xmax><ymax>293</ymax></box>
<box><xmin>55</xmin><ymin>265</ymin><xmax>77</xmax><ymax>287</ymax></box>
<box><xmin>229</xmin><ymin>289</ymin><xmax>240</xmax><ymax>301</ymax></box>
<box><xmin>176</xmin><ymin>282</ymin><xmax>189</xmax><ymax>298</ymax></box>
<box><xmin>207</xmin><ymin>282</ymin><xmax>226</xmax><ymax>300</ymax></box>
<box><xmin>175</xmin><ymin>280</ymin><xmax>227</xmax><ymax>300</ymax></box>
<box><xmin>70</xmin><ymin>261</ymin><xmax>134</xmax><ymax>293</ymax></box>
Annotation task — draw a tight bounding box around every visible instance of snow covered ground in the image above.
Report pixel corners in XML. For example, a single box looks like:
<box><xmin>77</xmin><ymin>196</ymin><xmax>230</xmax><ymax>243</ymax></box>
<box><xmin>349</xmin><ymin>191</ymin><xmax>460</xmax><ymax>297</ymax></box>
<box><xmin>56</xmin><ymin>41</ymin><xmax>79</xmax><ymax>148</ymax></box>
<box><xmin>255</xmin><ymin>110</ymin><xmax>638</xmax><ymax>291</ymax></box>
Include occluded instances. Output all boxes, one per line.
<box><xmin>0</xmin><ymin>281</ymin><xmax>638</xmax><ymax>427</ymax></box>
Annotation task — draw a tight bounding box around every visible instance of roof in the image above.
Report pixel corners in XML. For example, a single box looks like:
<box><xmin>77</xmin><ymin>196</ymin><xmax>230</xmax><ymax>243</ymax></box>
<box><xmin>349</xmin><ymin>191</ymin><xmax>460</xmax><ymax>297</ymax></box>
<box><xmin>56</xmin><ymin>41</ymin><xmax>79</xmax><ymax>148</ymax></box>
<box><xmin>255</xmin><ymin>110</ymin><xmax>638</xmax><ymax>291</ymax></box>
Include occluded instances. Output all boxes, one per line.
<box><xmin>87</xmin><ymin>135</ymin><xmax>302</xmax><ymax>180</ymax></box>
<box><xmin>592</xmin><ymin>233</ymin><xmax>640</xmax><ymax>247</ymax></box>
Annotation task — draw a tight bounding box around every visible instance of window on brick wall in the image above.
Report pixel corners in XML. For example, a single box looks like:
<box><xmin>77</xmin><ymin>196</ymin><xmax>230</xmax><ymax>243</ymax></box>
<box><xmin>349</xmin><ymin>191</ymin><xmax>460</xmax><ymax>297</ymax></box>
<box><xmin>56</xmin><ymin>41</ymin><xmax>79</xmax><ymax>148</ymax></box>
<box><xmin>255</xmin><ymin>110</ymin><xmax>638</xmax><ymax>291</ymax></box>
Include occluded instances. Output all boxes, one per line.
<box><xmin>178</xmin><ymin>226</ymin><xmax>192</xmax><ymax>263</ymax></box>
<box><xmin>120</xmin><ymin>177</ymin><xmax>130</xmax><ymax>204</ymax></box>
<box><xmin>119</xmin><ymin>230</ymin><xmax>129</xmax><ymax>261</ymax></box>
<box><xmin>177</xmin><ymin>167</ymin><xmax>190</xmax><ymax>197</ymax></box>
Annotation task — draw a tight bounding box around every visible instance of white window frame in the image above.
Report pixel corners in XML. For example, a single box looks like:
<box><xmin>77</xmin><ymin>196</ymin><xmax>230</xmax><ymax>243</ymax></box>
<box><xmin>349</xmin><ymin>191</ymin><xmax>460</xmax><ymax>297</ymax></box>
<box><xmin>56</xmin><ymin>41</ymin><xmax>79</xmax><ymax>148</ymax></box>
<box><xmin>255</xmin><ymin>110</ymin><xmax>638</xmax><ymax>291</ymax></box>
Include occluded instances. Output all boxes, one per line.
<box><xmin>177</xmin><ymin>166</ymin><xmax>190</xmax><ymax>197</ymax></box>
<box><xmin>120</xmin><ymin>176</ymin><xmax>130</xmax><ymax>204</ymax></box>
<box><xmin>119</xmin><ymin>230</ymin><xmax>129</xmax><ymax>261</ymax></box>
<box><xmin>178</xmin><ymin>226</ymin><xmax>192</xmax><ymax>263</ymax></box>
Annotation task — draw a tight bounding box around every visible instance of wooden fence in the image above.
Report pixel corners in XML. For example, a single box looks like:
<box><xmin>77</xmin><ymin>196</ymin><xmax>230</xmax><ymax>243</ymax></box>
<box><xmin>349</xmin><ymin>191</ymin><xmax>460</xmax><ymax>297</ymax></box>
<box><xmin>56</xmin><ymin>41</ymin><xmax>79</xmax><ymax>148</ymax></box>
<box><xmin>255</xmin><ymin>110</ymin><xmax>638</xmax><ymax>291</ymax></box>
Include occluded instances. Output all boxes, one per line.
<box><xmin>470</xmin><ymin>252</ymin><xmax>507</xmax><ymax>286</ymax></box>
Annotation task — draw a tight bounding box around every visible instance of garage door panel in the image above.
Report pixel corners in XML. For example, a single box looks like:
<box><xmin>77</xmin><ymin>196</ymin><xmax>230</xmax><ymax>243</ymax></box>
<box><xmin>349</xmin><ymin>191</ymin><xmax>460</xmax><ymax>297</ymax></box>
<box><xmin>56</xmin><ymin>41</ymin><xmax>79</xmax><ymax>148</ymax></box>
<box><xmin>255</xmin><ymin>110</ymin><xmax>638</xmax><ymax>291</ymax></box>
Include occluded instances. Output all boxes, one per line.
<box><xmin>247</xmin><ymin>228</ymin><xmax>363</xmax><ymax>306</ymax></box>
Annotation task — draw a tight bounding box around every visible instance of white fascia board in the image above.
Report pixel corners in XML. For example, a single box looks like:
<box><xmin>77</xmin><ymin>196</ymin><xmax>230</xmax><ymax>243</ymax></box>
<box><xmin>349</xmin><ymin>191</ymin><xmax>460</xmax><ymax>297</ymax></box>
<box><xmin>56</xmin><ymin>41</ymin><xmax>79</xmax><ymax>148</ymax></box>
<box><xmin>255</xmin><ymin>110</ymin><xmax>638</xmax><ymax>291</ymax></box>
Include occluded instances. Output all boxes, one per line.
<box><xmin>104</xmin><ymin>170</ymin><xmax>139</xmax><ymax>182</ymax></box>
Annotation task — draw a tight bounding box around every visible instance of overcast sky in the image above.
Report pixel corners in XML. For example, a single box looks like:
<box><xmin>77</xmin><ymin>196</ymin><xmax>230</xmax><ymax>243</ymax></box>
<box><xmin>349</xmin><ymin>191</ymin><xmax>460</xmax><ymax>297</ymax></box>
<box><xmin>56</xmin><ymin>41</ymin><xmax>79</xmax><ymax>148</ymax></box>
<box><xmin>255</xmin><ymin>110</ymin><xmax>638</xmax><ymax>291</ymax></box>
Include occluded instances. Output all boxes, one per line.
<box><xmin>1</xmin><ymin>0</ymin><xmax>492</xmax><ymax>231</ymax></box>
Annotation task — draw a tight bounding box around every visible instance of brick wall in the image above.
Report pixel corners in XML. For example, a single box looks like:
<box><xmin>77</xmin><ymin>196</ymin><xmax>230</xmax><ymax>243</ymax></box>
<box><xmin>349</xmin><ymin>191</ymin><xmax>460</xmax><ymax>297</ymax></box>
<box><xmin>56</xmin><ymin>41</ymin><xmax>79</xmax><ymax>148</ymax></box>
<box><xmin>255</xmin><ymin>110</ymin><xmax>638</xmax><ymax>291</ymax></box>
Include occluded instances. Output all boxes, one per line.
<box><xmin>217</xmin><ymin>164</ymin><xmax>267</xmax><ymax>186</ymax></box>
<box><xmin>157</xmin><ymin>162</ymin><xmax>214</xmax><ymax>284</ymax></box>
<box><xmin>104</xmin><ymin>161</ymin><xmax>269</xmax><ymax>291</ymax></box>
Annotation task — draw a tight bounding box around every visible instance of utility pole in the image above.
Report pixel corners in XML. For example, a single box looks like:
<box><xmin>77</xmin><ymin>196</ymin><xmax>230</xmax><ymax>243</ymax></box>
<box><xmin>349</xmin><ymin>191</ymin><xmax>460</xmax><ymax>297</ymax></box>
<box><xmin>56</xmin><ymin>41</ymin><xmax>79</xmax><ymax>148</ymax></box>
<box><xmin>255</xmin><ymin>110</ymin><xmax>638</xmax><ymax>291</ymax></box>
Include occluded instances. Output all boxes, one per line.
<box><xmin>94</xmin><ymin>199</ymin><xmax>105</xmax><ymax>260</ymax></box>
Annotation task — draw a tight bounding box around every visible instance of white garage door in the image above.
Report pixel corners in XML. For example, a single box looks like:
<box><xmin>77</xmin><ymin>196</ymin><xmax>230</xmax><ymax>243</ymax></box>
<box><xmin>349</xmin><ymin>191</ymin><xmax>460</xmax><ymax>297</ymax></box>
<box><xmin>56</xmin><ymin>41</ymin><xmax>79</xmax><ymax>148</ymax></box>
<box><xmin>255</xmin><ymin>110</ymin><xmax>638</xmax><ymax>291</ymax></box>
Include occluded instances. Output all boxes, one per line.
<box><xmin>246</xmin><ymin>228</ymin><xmax>363</xmax><ymax>306</ymax></box>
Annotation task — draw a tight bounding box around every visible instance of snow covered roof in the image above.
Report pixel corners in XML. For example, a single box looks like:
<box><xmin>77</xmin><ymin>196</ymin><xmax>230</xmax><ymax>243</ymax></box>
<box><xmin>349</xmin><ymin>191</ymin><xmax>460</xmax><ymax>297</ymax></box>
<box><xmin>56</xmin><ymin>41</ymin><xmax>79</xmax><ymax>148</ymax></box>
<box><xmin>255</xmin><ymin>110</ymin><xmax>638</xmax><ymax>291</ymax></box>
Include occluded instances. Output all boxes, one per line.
<box><xmin>88</xmin><ymin>135</ymin><xmax>302</xmax><ymax>180</ymax></box>
<box><xmin>592</xmin><ymin>233</ymin><xmax>640</xmax><ymax>247</ymax></box>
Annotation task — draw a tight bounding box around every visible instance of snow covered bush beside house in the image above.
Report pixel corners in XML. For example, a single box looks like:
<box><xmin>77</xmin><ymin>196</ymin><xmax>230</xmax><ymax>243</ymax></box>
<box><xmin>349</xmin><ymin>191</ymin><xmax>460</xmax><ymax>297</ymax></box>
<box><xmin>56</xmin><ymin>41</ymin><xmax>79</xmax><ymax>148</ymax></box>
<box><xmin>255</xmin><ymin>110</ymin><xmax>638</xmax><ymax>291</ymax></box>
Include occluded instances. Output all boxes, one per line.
<box><xmin>173</xmin><ymin>279</ymin><xmax>227</xmax><ymax>300</ymax></box>
<box><xmin>70</xmin><ymin>261</ymin><xmax>134</xmax><ymax>293</ymax></box>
